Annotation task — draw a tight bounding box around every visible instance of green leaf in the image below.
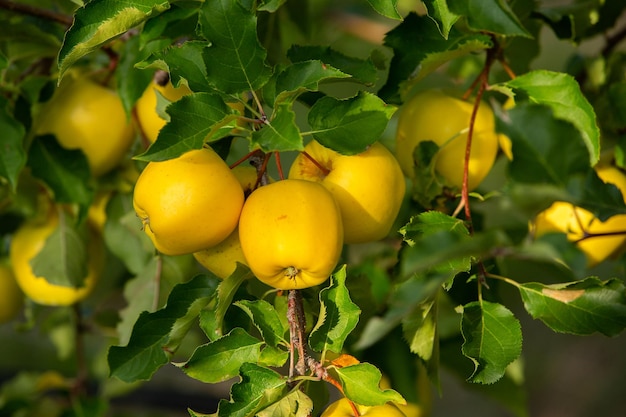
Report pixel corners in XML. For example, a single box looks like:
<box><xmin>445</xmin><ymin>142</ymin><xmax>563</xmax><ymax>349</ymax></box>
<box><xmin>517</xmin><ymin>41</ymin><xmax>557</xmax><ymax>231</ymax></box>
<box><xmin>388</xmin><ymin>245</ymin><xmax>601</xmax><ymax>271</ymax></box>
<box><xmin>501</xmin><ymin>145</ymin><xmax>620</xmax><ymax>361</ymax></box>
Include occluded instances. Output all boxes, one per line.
<box><xmin>146</xmin><ymin>40</ymin><xmax>210</xmax><ymax>93</ymax></box>
<box><xmin>461</xmin><ymin>301</ymin><xmax>522</xmax><ymax>384</ymax></box>
<box><xmin>179</xmin><ymin>328</ymin><xmax>263</xmax><ymax>383</ymax></box>
<box><xmin>102</xmin><ymin>193</ymin><xmax>153</xmax><ymax>275</ymax></box>
<box><xmin>58</xmin><ymin>0</ymin><xmax>171</xmax><ymax>79</ymax></box>
<box><xmin>287</xmin><ymin>45</ymin><xmax>378</xmax><ymax>86</ymax></box>
<box><xmin>448</xmin><ymin>0</ymin><xmax>531</xmax><ymax>37</ymax></box>
<box><xmin>211</xmin><ymin>363</ymin><xmax>287</xmax><ymax>417</ymax></box>
<box><xmin>207</xmin><ymin>264</ymin><xmax>254</xmax><ymax>340</ymax></box>
<box><xmin>503</xmin><ymin>103</ymin><xmax>590</xmax><ymax>188</ymax></box>
<box><xmin>108</xmin><ymin>274</ymin><xmax>218</xmax><ymax>382</ymax></box>
<box><xmin>307</xmin><ymin>91</ymin><xmax>395</xmax><ymax>155</ymax></box>
<box><xmin>250</xmin><ymin>103</ymin><xmax>304</xmax><ymax>152</ymax></box>
<box><xmin>402</xmin><ymin>298</ymin><xmax>437</xmax><ymax>361</ymax></box>
<box><xmin>309</xmin><ymin>266</ymin><xmax>361</xmax><ymax>353</ymax></box>
<box><xmin>503</xmin><ymin>70</ymin><xmax>600</xmax><ymax>164</ymax></box>
<box><xmin>333</xmin><ymin>362</ymin><xmax>405</xmax><ymax>407</ymax></box>
<box><xmin>378</xmin><ymin>13</ymin><xmax>492</xmax><ymax>103</ymax></box>
<box><xmin>0</xmin><ymin>97</ymin><xmax>26</xmax><ymax>190</ymax></box>
<box><xmin>115</xmin><ymin>257</ymin><xmax>160</xmax><ymax>346</ymax></box>
<box><xmin>134</xmin><ymin>92</ymin><xmax>234</xmax><ymax>162</ymax></box>
<box><xmin>256</xmin><ymin>389</ymin><xmax>313</xmax><ymax>417</ymax></box>
<box><xmin>30</xmin><ymin>212</ymin><xmax>88</xmax><ymax>288</ymax></box>
<box><xmin>198</xmin><ymin>0</ymin><xmax>272</xmax><ymax>93</ymax></box>
<box><xmin>518</xmin><ymin>278</ymin><xmax>626</xmax><ymax>336</ymax></box>
<box><xmin>365</xmin><ymin>0</ymin><xmax>402</xmax><ymax>20</ymax></box>
<box><xmin>27</xmin><ymin>136</ymin><xmax>93</xmax><ymax>221</ymax></box>
<box><xmin>115</xmin><ymin>35</ymin><xmax>154</xmax><ymax>116</ymax></box>
<box><xmin>235</xmin><ymin>300</ymin><xmax>288</xmax><ymax>347</ymax></box>
<box><xmin>269</xmin><ymin>60</ymin><xmax>350</xmax><ymax>107</ymax></box>
<box><xmin>423</xmin><ymin>0</ymin><xmax>460</xmax><ymax>38</ymax></box>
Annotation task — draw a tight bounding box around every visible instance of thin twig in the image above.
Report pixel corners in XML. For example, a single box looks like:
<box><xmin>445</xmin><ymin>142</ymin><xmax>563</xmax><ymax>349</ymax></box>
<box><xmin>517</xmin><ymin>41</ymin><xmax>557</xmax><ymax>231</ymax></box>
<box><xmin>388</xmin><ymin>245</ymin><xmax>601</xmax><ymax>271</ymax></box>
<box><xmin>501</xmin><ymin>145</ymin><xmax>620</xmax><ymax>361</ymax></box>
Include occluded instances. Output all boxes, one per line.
<box><xmin>0</xmin><ymin>0</ymin><xmax>73</xmax><ymax>26</ymax></box>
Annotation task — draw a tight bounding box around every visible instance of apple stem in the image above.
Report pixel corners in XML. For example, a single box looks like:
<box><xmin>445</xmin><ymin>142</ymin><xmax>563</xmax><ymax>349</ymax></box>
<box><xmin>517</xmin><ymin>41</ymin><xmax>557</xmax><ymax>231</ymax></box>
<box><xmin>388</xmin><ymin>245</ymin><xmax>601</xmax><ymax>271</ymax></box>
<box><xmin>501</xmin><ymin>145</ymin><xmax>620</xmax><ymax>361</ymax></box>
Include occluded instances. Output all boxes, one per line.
<box><xmin>274</xmin><ymin>152</ymin><xmax>285</xmax><ymax>180</ymax></box>
<box><xmin>301</xmin><ymin>151</ymin><xmax>331</xmax><ymax>177</ymax></box>
<box><xmin>287</xmin><ymin>290</ymin><xmax>308</xmax><ymax>381</ymax></box>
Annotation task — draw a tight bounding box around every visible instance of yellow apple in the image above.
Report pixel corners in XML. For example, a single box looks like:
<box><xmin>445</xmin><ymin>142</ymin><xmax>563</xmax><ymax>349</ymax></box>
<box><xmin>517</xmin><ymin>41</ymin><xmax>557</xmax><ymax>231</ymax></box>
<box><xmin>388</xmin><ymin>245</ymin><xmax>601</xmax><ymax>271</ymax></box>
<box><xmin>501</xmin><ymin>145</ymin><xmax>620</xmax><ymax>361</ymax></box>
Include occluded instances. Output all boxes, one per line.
<box><xmin>289</xmin><ymin>140</ymin><xmax>405</xmax><ymax>244</ymax></box>
<box><xmin>133</xmin><ymin>147</ymin><xmax>245</xmax><ymax>256</ymax></box>
<box><xmin>238</xmin><ymin>179</ymin><xmax>343</xmax><ymax>290</ymax></box>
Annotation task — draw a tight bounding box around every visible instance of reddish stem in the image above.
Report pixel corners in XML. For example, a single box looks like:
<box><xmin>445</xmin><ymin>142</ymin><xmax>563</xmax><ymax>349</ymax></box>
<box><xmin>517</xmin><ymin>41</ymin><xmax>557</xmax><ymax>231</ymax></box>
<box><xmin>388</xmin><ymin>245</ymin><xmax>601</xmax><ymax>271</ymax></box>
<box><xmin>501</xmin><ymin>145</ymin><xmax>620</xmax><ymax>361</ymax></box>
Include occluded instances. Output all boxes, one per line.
<box><xmin>301</xmin><ymin>151</ymin><xmax>331</xmax><ymax>176</ymax></box>
<box><xmin>274</xmin><ymin>152</ymin><xmax>285</xmax><ymax>180</ymax></box>
<box><xmin>229</xmin><ymin>150</ymin><xmax>257</xmax><ymax>169</ymax></box>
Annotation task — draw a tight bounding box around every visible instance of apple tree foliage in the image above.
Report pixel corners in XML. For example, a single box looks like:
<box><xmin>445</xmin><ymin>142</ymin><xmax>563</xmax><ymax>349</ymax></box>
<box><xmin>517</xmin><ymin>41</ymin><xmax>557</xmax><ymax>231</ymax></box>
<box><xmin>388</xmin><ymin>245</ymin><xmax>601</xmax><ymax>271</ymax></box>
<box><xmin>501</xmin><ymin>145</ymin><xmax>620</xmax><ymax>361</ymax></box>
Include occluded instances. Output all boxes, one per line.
<box><xmin>1</xmin><ymin>0</ymin><xmax>626</xmax><ymax>416</ymax></box>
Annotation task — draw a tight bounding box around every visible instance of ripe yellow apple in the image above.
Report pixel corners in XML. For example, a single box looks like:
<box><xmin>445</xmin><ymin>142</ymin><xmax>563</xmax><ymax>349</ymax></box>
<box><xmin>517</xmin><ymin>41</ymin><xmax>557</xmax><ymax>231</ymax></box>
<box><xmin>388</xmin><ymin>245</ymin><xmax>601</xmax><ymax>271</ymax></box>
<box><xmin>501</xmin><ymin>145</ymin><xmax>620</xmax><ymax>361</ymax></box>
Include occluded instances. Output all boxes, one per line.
<box><xmin>321</xmin><ymin>398</ymin><xmax>406</xmax><ymax>417</ymax></box>
<box><xmin>133</xmin><ymin>147</ymin><xmax>245</xmax><ymax>256</ymax></box>
<box><xmin>9</xmin><ymin>210</ymin><xmax>103</xmax><ymax>306</ymax></box>
<box><xmin>533</xmin><ymin>165</ymin><xmax>626</xmax><ymax>266</ymax></box>
<box><xmin>87</xmin><ymin>190</ymin><xmax>111</xmax><ymax>232</ymax></box>
<box><xmin>135</xmin><ymin>77</ymin><xmax>193</xmax><ymax>144</ymax></box>
<box><xmin>289</xmin><ymin>140</ymin><xmax>405</xmax><ymax>244</ymax></box>
<box><xmin>36</xmin><ymin>73</ymin><xmax>135</xmax><ymax>177</ymax></box>
<box><xmin>193</xmin><ymin>228</ymin><xmax>247</xmax><ymax>279</ymax></box>
<box><xmin>0</xmin><ymin>260</ymin><xmax>23</xmax><ymax>323</ymax></box>
<box><xmin>238</xmin><ymin>179</ymin><xmax>343</xmax><ymax>290</ymax></box>
<box><xmin>395</xmin><ymin>89</ymin><xmax>499</xmax><ymax>190</ymax></box>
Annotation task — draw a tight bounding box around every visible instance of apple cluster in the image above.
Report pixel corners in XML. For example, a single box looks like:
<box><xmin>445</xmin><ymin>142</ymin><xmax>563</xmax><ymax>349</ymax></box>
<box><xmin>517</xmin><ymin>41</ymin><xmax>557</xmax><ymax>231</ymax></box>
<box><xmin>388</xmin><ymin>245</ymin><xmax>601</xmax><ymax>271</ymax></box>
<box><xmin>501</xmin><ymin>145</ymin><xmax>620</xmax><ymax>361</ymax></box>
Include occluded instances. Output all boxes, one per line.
<box><xmin>132</xmin><ymin>139</ymin><xmax>406</xmax><ymax>291</ymax></box>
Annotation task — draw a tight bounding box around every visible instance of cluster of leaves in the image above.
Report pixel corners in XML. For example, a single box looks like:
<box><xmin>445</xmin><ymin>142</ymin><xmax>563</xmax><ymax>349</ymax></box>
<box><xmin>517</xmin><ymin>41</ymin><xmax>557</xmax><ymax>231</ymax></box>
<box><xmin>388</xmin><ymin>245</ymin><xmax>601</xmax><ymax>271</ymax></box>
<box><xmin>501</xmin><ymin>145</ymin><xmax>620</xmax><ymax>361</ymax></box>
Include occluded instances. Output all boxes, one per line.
<box><xmin>1</xmin><ymin>0</ymin><xmax>626</xmax><ymax>416</ymax></box>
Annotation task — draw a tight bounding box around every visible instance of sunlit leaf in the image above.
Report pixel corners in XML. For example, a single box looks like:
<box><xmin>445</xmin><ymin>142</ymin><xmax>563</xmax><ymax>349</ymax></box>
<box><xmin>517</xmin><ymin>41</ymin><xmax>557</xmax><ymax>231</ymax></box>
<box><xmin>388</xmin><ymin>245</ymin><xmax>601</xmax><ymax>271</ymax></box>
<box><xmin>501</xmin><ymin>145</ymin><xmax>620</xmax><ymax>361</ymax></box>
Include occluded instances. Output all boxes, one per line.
<box><xmin>198</xmin><ymin>0</ymin><xmax>272</xmax><ymax>93</ymax></box>
<box><xmin>58</xmin><ymin>0</ymin><xmax>171</xmax><ymax>78</ymax></box>
<box><xmin>309</xmin><ymin>266</ymin><xmax>361</xmax><ymax>353</ymax></box>
<box><xmin>134</xmin><ymin>92</ymin><xmax>234</xmax><ymax>161</ymax></box>
<box><xmin>423</xmin><ymin>0</ymin><xmax>460</xmax><ymax>38</ymax></box>
<box><xmin>108</xmin><ymin>274</ymin><xmax>218</xmax><ymax>382</ymax></box>
<box><xmin>308</xmin><ymin>91</ymin><xmax>395</xmax><ymax>155</ymax></box>
<box><xmin>30</xmin><ymin>212</ymin><xmax>88</xmax><ymax>288</ymax></box>
<box><xmin>333</xmin><ymin>362</ymin><xmax>405</xmax><ymax>406</ymax></box>
<box><xmin>518</xmin><ymin>278</ymin><xmax>626</xmax><ymax>336</ymax></box>
<box><xmin>235</xmin><ymin>300</ymin><xmax>288</xmax><ymax>347</ymax></box>
<box><xmin>211</xmin><ymin>363</ymin><xmax>287</xmax><ymax>417</ymax></box>
<box><xmin>179</xmin><ymin>328</ymin><xmax>263</xmax><ymax>383</ymax></box>
<box><xmin>503</xmin><ymin>70</ymin><xmax>600</xmax><ymax>164</ymax></box>
<box><xmin>257</xmin><ymin>389</ymin><xmax>313</xmax><ymax>417</ymax></box>
<box><xmin>461</xmin><ymin>301</ymin><xmax>522</xmax><ymax>384</ymax></box>
<box><xmin>287</xmin><ymin>45</ymin><xmax>378</xmax><ymax>86</ymax></box>
<box><xmin>365</xmin><ymin>0</ymin><xmax>402</xmax><ymax>20</ymax></box>
<box><xmin>250</xmin><ymin>102</ymin><xmax>304</xmax><ymax>152</ymax></box>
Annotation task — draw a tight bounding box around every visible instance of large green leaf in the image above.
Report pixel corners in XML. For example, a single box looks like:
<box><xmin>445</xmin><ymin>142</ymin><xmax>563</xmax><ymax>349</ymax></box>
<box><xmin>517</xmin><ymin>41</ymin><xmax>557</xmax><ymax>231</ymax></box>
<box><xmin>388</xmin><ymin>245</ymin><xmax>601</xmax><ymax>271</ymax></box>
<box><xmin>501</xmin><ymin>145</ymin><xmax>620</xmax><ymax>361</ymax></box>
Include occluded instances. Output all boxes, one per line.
<box><xmin>518</xmin><ymin>278</ymin><xmax>626</xmax><ymax>336</ymax></box>
<box><xmin>235</xmin><ymin>300</ymin><xmax>288</xmax><ymax>348</ymax></box>
<box><xmin>145</xmin><ymin>40</ymin><xmax>210</xmax><ymax>93</ymax></box>
<box><xmin>503</xmin><ymin>104</ymin><xmax>590</xmax><ymax>185</ymax></box>
<box><xmin>27</xmin><ymin>136</ymin><xmax>94</xmax><ymax>221</ymax></box>
<box><xmin>287</xmin><ymin>45</ymin><xmax>378</xmax><ymax>86</ymax></box>
<box><xmin>256</xmin><ymin>389</ymin><xmax>313</xmax><ymax>417</ymax></box>
<box><xmin>198</xmin><ymin>0</ymin><xmax>272</xmax><ymax>93</ymax></box>
<box><xmin>58</xmin><ymin>0</ymin><xmax>171</xmax><ymax>78</ymax></box>
<box><xmin>423</xmin><ymin>0</ymin><xmax>460</xmax><ymax>39</ymax></box>
<box><xmin>378</xmin><ymin>13</ymin><xmax>492</xmax><ymax>103</ymax></box>
<box><xmin>0</xmin><ymin>97</ymin><xmax>26</xmax><ymax>190</ymax></box>
<box><xmin>332</xmin><ymin>362</ymin><xmax>405</xmax><ymax>407</ymax></box>
<box><xmin>461</xmin><ymin>301</ymin><xmax>522</xmax><ymax>384</ymax></box>
<box><xmin>502</xmin><ymin>70</ymin><xmax>600</xmax><ymax>164</ymax></box>
<box><xmin>307</xmin><ymin>91</ymin><xmax>395</xmax><ymax>155</ymax></box>
<box><xmin>30</xmin><ymin>212</ymin><xmax>88</xmax><ymax>288</ymax></box>
<box><xmin>134</xmin><ymin>92</ymin><xmax>235</xmax><ymax>162</ymax></box>
<box><xmin>448</xmin><ymin>0</ymin><xmax>531</xmax><ymax>37</ymax></box>
<box><xmin>309</xmin><ymin>266</ymin><xmax>361</xmax><ymax>354</ymax></box>
<box><xmin>210</xmin><ymin>363</ymin><xmax>287</xmax><ymax>417</ymax></box>
<box><xmin>250</xmin><ymin>102</ymin><xmax>303</xmax><ymax>152</ymax></box>
<box><xmin>179</xmin><ymin>328</ymin><xmax>264</xmax><ymax>383</ymax></box>
<box><xmin>365</xmin><ymin>0</ymin><xmax>402</xmax><ymax>20</ymax></box>
<box><xmin>108</xmin><ymin>274</ymin><xmax>218</xmax><ymax>382</ymax></box>
<box><xmin>267</xmin><ymin>60</ymin><xmax>350</xmax><ymax>107</ymax></box>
